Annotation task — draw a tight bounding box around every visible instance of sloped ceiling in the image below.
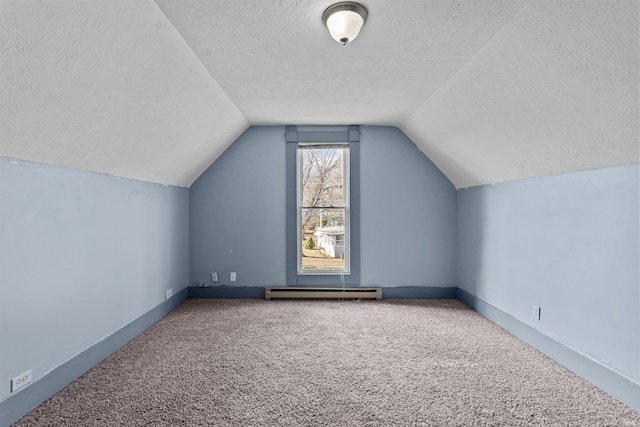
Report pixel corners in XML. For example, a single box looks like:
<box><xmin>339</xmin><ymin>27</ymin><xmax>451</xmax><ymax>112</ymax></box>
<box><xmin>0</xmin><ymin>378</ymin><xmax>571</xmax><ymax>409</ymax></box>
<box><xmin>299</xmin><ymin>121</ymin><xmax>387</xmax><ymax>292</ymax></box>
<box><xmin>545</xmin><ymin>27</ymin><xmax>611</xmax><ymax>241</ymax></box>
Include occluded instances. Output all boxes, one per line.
<box><xmin>403</xmin><ymin>0</ymin><xmax>639</xmax><ymax>188</ymax></box>
<box><xmin>0</xmin><ymin>0</ymin><xmax>248</xmax><ymax>187</ymax></box>
<box><xmin>0</xmin><ymin>0</ymin><xmax>637</xmax><ymax>188</ymax></box>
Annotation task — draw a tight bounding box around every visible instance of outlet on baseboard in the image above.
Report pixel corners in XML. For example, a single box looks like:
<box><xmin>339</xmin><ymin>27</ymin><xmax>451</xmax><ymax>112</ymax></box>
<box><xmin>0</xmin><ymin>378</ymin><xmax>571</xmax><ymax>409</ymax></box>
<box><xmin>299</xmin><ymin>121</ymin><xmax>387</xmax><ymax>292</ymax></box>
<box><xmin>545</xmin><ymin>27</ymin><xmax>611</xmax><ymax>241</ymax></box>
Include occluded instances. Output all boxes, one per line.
<box><xmin>211</xmin><ymin>272</ymin><xmax>218</xmax><ymax>283</ymax></box>
<box><xmin>533</xmin><ymin>305</ymin><xmax>541</xmax><ymax>320</ymax></box>
<box><xmin>230</xmin><ymin>272</ymin><xmax>236</xmax><ymax>282</ymax></box>
<box><xmin>165</xmin><ymin>288</ymin><xmax>173</xmax><ymax>300</ymax></box>
<box><xmin>11</xmin><ymin>370</ymin><xmax>31</xmax><ymax>392</ymax></box>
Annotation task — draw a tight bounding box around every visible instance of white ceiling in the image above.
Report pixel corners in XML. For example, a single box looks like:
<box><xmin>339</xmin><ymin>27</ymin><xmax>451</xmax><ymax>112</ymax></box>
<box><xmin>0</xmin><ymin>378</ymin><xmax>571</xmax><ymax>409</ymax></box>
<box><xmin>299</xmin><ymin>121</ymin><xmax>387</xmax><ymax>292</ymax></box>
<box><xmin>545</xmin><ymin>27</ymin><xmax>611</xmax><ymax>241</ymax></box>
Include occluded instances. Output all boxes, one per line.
<box><xmin>1</xmin><ymin>0</ymin><xmax>637</xmax><ymax>188</ymax></box>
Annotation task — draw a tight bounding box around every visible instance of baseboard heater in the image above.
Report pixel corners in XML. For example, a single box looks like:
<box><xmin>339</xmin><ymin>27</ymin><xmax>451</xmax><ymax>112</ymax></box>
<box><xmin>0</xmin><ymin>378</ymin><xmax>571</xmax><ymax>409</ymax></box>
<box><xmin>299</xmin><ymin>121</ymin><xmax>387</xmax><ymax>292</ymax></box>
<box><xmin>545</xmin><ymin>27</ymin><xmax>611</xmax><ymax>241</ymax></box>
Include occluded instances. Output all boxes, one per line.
<box><xmin>265</xmin><ymin>287</ymin><xmax>382</xmax><ymax>300</ymax></box>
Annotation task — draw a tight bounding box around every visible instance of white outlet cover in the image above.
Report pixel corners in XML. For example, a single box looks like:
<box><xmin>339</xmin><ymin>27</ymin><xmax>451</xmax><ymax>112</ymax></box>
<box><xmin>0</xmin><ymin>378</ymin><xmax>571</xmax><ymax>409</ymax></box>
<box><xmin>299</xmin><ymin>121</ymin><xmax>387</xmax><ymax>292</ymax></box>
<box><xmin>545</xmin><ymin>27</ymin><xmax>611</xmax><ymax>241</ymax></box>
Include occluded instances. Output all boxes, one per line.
<box><xmin>11</xmin><ymin>370</ymin><xmax>32</xmax><ymax>392</ymax></box>
<box><xmin>230</xmin><ymin>272</ymin><xmax>236</xmax><ymax>282</ymax></box>
<box><xmin>165</xmin><ymin>288</ymin><xmax>173</xmax><ymax>300</ymax></box>
<box><xmin>533</xmin><ymin>305</ymin><xmax>541</xmax><ymax>320</ymax></box>
<box><xmin>211</xmin><ymin>272</ymin><xmax>218</xmax><ymax>283</ymax></box>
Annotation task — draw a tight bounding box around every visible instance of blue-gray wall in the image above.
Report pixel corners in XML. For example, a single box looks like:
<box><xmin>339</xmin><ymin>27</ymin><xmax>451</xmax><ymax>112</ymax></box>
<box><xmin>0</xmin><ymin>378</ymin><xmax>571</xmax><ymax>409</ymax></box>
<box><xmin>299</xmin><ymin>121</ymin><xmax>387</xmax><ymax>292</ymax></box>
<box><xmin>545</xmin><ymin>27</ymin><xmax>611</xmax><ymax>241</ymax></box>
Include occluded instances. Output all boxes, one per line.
<box><xmin>457</xmin><ymin>163</ymin><xmax>640</xmax><ymax>385</ymax></box>
<box><xmin>190</xmin><ymin>126</ymin><xmax>457</xmax><ymax>288</ymax></box>
<box><xmin>0</xmin><ymin>158</ymin><xmax>190</xmax><ymax>405</ymax></box>
<box><xmin>190</xmin><ymin>127</ymin><xmax>288</xmax><ymax>287</ymax></box>
<box><xmin>360</xmin><ymin>127</ymin><xmax>456</xmax><ymax>286</ymax></box>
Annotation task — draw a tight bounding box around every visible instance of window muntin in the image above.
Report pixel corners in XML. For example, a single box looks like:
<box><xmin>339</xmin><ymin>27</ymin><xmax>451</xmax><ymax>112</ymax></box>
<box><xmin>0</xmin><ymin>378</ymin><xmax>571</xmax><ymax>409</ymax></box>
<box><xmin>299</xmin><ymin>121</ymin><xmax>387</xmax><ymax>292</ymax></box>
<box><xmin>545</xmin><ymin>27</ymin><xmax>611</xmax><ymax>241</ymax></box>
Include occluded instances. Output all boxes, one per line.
<box><xmin>297</xmin><ymin>143</ymin><xmax>350</xmax><ymax>275</ymax></box>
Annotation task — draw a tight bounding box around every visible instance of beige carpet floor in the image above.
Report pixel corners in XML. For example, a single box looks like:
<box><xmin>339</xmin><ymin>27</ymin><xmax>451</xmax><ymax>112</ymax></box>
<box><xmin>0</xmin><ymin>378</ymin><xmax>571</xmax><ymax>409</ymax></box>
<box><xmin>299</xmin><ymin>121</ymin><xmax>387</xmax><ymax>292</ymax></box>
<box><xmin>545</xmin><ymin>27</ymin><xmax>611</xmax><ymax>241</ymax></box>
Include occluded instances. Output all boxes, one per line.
<box><xmin>14</xmin><ymin>299</ymin><xmax>640</xmax><ymax>426</ymax></box>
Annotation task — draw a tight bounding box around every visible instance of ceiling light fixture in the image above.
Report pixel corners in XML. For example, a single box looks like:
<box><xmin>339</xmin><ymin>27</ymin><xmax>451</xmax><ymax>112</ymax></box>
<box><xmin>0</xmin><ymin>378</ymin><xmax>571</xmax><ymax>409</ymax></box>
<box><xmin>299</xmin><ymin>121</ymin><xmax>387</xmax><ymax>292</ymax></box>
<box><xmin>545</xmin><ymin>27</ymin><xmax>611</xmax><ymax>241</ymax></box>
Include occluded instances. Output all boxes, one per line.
<box><xmin>322</xmin><ymin>2</ymin><xmax>368</xmax><ymax>45</ymax></box>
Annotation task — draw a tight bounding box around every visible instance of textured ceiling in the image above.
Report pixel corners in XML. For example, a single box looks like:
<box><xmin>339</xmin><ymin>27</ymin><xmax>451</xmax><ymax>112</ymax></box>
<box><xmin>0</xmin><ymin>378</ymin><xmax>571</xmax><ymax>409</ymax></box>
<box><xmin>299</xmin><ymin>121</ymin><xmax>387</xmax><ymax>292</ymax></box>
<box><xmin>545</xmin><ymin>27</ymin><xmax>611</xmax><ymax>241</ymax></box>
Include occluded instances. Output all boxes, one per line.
<box><xmin>403</xmin><ymin>0</ymin><xmax>639</xmax><ymax>188</ymax></box>
<box><xmin>154</xmin><ymin>0</ymin><xmax>526</xmax><ymax>125</ymax></box>
<box><xmin>0</xmin><ymin>0</ymin><xmax>638</xmax><ymax>188</ymax></box>
<box><xmin>0</xmin><ymin>0</ymin><xmax>248</xmax><ymax>187</ymax></box>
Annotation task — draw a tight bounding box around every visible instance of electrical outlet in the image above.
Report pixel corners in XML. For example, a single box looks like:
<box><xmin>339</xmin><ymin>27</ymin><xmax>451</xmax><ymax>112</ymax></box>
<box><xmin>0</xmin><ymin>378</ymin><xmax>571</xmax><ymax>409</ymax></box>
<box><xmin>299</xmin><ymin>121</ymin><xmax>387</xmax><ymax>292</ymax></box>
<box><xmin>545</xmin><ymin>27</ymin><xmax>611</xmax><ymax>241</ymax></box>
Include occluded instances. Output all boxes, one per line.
<box><xmin>230</xmin><ymin>272</ymin><xmax>236</xmax><ymax>282</ymax></box>
<box><xmin>11</xmin><ymin>370</ymin><xmax>31</xmax><ymax>393</ymax></box>
<box><xmin>165</xmin><ymin>288</ymin><xmax>173</xmax><ymax>300</ymax></box>
<box><xmin>533</xmin><ymin>305</ymin><xmax>541</xmax><ymax>320</ymax></box>
<box><xmin>211</xmin><ymin>272</ymin><xmax>218</xmax><ymax>283</ymax></box>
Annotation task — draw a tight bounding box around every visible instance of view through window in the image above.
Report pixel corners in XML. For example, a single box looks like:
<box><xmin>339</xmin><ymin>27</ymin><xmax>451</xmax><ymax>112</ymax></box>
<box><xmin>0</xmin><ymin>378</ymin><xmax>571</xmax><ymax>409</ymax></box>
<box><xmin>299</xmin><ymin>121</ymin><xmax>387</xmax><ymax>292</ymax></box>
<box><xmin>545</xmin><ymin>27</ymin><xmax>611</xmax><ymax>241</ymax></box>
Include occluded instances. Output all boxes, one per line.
<box><xmin>297</xmin><ymin>143</ymin><xmax>350</xmax><ymax>274</ymax></box>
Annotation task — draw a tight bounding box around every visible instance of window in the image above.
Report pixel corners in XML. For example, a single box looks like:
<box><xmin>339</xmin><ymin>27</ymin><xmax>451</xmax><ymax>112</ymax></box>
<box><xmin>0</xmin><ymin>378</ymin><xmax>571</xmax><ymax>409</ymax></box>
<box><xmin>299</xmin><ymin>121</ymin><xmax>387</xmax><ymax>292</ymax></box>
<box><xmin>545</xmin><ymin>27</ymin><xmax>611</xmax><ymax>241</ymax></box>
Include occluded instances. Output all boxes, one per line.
<box><xmin>297</xmin><ymin>144</ymin><xmax>350</xmax><ymax>274</ymax></box>
<box><xmin>285</xmin><ymin>125</ymin><xmax>359</xmax><ymax>286</ymax></box>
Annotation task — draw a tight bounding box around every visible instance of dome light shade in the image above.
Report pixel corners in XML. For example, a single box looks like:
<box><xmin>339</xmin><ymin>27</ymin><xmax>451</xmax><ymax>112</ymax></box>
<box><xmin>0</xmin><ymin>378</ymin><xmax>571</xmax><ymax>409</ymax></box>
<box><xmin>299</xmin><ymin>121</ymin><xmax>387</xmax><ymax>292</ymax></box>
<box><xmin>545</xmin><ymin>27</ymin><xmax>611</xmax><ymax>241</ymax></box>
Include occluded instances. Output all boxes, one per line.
<box><xmin>322</xmin><ymin>2</ymin><xmax>368</xmax><ymax>45</ymax></box>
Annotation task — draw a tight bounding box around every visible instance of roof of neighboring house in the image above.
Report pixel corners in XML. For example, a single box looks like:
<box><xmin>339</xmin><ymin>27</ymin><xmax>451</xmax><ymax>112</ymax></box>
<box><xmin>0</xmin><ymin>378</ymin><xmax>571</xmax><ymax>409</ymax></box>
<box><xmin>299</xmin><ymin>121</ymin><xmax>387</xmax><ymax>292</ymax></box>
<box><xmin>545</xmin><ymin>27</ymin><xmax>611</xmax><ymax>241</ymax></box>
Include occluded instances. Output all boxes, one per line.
<box><xmin>314</xmin><ymin>226</ymin><xmax>344</xmax><ymax>236</ymax></box>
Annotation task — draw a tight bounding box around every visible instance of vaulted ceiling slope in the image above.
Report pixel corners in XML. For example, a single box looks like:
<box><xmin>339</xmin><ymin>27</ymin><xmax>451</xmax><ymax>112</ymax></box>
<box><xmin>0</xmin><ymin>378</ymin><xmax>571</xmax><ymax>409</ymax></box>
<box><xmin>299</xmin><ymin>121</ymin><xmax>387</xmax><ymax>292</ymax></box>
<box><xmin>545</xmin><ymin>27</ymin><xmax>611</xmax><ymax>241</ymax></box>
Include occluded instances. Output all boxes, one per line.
<box><xmin>0</xmin><ymin>0</ymin><xmax>248</xmax><ymax>187</ymax></box>
<box><xmin>1</xmin><ymin>0</ymin><xmax>637</xmax><ymax>188</ymax></box>
<box><xmin>403</xmin><ymin>0</ymin><xmax>639</xmax><ymax>188</ymax></box>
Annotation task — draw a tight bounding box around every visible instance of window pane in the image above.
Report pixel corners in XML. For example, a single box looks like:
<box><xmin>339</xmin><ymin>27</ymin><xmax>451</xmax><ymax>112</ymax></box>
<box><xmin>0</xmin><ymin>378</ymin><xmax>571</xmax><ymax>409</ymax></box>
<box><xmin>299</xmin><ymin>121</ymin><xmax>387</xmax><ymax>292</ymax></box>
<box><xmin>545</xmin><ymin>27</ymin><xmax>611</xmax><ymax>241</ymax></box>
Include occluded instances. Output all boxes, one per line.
<box><xmin>301</xmin><ymin>208</ymin><xmax>345</xmax><ymax>271</ymax></box>
<box><xmin>297</xmin><ymin>145</ymin><xmax>349</xmax><ymax>275</ymax></box>
<box><xmin>301</xmin><ymin>148</ymin><xmax>344</xmax><ymax>208</ymax></box>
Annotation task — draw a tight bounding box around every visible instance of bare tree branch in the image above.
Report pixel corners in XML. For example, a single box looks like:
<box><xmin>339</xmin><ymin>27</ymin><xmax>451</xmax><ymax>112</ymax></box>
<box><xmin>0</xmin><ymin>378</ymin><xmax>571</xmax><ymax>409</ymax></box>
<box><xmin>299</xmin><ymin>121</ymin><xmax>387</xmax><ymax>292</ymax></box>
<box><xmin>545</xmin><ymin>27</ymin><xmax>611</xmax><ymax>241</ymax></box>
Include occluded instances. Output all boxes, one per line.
<box><xmin>300</xmin><ymin>148</ymin><xmax>344</xmax><ymax>229</ymax></box>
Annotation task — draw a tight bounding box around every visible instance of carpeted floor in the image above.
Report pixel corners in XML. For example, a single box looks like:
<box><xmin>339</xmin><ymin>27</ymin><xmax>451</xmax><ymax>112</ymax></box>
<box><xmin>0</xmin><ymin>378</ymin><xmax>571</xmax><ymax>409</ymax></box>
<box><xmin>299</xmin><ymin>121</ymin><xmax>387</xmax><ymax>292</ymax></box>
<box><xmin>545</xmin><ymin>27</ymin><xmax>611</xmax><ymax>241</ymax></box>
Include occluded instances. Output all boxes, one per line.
<box><xmin>14</xmin><ymin>299</ymin><xmax>640</xmax><ymax>426</ymax></box>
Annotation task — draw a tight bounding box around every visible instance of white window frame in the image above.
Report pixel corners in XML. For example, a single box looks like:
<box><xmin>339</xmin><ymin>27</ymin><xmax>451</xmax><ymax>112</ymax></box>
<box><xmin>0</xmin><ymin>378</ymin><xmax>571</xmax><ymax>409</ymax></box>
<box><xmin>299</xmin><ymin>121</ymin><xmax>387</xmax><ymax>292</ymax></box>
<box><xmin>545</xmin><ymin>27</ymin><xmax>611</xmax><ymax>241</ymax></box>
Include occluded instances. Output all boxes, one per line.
<box><xmin>296</xmin><ymin>142</ymin><xmax>350</xmax><ymax>275</ymax></box>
